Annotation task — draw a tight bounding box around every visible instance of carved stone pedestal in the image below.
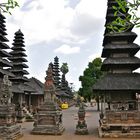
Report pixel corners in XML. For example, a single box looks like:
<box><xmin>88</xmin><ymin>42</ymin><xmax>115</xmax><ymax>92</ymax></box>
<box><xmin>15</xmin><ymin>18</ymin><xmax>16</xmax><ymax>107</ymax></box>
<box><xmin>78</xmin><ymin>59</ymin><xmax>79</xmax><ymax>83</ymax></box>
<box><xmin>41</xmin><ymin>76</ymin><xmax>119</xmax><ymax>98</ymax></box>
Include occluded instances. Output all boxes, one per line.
<box><xmin>31</xmin><ymin>100</ymin><xmax>64</xmax><ymax>135</ymax></box>
<box><xmin>75</xmin><ymin>103</ymin><xmax>88</xmax><ymax>135</ymax></box>
<box><xmin>0</xmin><ymin>104</ymin><xmax>23</xmax><ymax>140</ymax></box>
<box><xmin>0</xmin><ymin>75</ymin><xmax>23</xmax><ymax>139</ymax></box>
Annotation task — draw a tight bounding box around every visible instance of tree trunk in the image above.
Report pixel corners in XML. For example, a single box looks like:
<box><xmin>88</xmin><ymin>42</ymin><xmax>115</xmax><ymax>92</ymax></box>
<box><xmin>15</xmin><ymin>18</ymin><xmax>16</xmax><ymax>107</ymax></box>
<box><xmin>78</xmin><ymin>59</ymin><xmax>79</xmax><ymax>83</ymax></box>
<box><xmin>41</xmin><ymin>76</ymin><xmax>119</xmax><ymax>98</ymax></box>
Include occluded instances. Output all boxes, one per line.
<box><xmin>96</xmin><ymin>97</ymin><xmax>100</xmax><ymax>111</ymax></box>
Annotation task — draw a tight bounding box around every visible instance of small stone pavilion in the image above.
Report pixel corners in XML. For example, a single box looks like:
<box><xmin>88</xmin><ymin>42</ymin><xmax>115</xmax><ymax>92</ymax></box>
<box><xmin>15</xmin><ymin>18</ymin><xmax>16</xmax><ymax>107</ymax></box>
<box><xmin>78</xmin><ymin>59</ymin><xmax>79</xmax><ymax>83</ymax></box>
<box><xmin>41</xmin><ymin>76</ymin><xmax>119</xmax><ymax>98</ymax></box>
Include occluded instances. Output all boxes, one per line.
<box><xmin>31</xmin><ymin>63</ymin><xmax>64</xmax><ymax>135</ymax></box>
<box><xmin>93</xmin><ymin>0</ymin><xmax>140</xmax><ymax>137</ymax></box>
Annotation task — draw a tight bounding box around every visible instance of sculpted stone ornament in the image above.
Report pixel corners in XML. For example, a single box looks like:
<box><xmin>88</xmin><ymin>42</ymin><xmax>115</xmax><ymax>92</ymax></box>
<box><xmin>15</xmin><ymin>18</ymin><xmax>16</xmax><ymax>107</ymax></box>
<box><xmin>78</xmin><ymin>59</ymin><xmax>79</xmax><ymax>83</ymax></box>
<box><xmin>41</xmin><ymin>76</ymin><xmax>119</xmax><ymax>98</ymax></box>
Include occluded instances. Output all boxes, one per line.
<box><xmin>75</xmin><ymin>102</ymin><xmax>88</xmax><ymax>135</ymax></box>
<box><xmin>0</xmin><ymin>75</ymin><xmax>13</xmax><ymax>105</ymax></box>
<box><xmin>0</xmin><ymin>75</ymin><xmax>23</xmax><ymax>139</ymax></box>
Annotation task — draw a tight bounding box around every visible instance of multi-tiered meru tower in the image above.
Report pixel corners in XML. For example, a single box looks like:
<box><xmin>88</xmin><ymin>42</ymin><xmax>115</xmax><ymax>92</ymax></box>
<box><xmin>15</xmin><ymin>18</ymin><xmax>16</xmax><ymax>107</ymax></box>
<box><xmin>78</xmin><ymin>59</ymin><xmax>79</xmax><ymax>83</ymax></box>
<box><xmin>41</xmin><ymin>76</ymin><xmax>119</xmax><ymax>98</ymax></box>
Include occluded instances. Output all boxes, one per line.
<box><xmin>93</xmin><ymin>0</ymin><xmax>140</xmax><ymax>137</ymax></box>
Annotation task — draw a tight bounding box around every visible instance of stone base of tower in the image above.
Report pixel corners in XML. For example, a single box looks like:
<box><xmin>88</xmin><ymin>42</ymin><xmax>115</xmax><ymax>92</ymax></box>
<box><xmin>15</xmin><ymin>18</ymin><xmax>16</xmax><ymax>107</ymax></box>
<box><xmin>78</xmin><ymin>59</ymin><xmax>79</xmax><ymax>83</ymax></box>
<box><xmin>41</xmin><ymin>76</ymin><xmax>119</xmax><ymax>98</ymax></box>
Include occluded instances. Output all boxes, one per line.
<box><xmin>0</xmin><ymin>124</ymin><xmax>23</xmax><ymax>140</ymax></box>
<box><xmin>31</xmin><ymin>124</ymin><xmax>65</xmax><ymax>135</ymax></box>
<box><xmin>98</xmin><ymin>125</ymin><xmax>140</xmax><ymax>138</ymax></box>
<box><xmin>99</xmin><ymin>114</ymin><xmax>140</xmax><ymax>138</ymax></box>
<box><xmin>31</xmin><ymin>100</ymin><xmax>65</xmax><ymax>135</ymax></box>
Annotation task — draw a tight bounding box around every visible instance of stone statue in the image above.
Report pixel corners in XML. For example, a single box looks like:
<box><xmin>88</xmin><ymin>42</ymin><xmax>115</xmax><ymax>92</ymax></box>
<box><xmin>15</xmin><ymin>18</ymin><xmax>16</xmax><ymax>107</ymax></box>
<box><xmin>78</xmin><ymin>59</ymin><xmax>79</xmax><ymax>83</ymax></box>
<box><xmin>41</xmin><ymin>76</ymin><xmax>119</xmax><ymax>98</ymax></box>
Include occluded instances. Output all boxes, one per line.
<box><xmin>0</xmin><ymin>75</ymin><xmax>13</xmax><ymax>105</ymax></box>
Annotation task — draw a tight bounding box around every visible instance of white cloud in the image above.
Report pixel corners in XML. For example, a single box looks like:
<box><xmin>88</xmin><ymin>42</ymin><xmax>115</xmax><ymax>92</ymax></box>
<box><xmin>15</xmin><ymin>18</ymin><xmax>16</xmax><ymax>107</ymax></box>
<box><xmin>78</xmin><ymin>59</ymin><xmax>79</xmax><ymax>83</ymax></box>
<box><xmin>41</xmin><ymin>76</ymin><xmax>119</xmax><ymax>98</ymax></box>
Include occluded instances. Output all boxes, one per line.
<box><xmin>6</xmin><ymin>0</ymin><xmax>107</xmax><ymax>46</ymax></box>
<box><xmin>54</xmin><ymin>44</ymin><xmax>80</xmax><ymax>54</ymax></box>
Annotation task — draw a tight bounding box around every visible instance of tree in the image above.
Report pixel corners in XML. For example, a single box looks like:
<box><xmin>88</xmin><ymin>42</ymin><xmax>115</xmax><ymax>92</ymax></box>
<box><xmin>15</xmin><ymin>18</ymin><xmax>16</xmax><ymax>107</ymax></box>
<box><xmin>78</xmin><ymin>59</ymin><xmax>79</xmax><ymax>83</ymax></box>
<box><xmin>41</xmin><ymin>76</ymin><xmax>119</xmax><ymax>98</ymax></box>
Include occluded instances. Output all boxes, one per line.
<box><xmin>78</xmin><ymin>58</ymin><xmax>103</xmax><ymax>103</ymax></box>
<box><xmin>60</xmin><ymin>63</ymin><xmax>69</xmax><ymax>75</ymax></box>
<box><xmin>107</xmin><ymin>0</ymin><xmax>140</xmax><ymax>33</ymax></box>
<box><xmin>0</xmin><ymin>0</ymin><xmax>19</xmax><ymax>14</ymax></box>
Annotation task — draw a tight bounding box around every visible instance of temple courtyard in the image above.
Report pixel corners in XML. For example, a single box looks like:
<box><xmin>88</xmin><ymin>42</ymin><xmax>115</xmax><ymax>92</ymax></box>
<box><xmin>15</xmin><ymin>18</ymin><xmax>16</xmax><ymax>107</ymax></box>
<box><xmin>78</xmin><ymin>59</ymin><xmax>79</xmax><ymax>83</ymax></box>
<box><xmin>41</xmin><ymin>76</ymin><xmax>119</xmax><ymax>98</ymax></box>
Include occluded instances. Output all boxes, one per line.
<box><xmin>19</xmin><ymin>106</ymin><xmax>138</xmax><ymax>140</ymax></box>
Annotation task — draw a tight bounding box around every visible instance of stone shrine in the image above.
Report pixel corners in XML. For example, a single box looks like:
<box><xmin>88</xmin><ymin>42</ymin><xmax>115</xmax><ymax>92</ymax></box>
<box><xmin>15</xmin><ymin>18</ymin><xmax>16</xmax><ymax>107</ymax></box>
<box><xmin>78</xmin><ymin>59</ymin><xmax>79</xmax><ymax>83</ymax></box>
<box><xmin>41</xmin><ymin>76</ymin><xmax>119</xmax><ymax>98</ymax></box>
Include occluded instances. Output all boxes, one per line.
<box><xmin>31</xmin><ymin>63</ymin><xmax>65</xmax><ymax>135</ymax></box>
<box><xmin>75</xmin><ymin>103</ymin><xmax>88</xmax><ymax>135</ymax></box>
<box><xmin>0</xmin><ymin>75</ymin><xmax>22</xmax><ymax>139</ymax></box>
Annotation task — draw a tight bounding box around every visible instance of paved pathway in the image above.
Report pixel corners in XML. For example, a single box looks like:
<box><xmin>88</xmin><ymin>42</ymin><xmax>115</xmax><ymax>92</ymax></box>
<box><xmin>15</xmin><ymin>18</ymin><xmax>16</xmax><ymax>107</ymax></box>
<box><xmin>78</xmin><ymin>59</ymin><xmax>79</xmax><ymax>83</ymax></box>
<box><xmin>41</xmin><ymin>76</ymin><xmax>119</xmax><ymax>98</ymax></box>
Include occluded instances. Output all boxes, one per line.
<box><xmin>20</xmin><ymin>106</ymin><xmax>138</xmax><ymax>140</ymax></box>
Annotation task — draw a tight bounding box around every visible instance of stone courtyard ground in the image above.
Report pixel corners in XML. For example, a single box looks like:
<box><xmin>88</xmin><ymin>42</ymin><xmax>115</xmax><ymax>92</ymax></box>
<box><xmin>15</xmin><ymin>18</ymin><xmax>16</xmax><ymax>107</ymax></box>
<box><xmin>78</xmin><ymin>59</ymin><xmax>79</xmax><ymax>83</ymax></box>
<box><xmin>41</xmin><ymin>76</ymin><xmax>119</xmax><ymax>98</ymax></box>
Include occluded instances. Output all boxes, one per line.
<box><xmin>20</xmin><ymin>106</ymin><xmax>139</xmax><ymax>140</ymax></box>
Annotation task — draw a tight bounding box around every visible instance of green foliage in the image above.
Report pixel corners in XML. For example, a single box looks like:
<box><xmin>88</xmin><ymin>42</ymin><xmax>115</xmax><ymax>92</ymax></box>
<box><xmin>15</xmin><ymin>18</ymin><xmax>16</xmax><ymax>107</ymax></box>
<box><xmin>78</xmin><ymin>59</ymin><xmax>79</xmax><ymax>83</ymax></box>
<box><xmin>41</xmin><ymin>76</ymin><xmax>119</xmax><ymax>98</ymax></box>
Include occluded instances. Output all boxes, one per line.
<box><xmin>78</xmin><ymin>58</ymin><xmax>103</xmax><ymax>101</ymax></box>
<box><xmin>0</xmin><ymin>0</ymin><xmax>19</xmax><ymax>14</ymax></box>
<box><xmin>60</xmin><ymin>63</ymin><xmax>69</xmax><ymax>74</ymax></box>
<box><xmin>107</xmin><ymin>0</ymin><xmax>140</xmax><ymax>33</ymax></box>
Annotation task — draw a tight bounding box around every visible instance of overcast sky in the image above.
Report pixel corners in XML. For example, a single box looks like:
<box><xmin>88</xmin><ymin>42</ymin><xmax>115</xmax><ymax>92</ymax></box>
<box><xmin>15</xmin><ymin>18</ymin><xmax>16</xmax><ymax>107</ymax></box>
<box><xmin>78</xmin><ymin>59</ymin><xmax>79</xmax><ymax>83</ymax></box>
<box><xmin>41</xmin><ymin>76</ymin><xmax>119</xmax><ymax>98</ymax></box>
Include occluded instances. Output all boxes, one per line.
<box><xmin>5</xmin><ymin>0</ymin><xmax>140</xmax><ymax>90</ymax></box>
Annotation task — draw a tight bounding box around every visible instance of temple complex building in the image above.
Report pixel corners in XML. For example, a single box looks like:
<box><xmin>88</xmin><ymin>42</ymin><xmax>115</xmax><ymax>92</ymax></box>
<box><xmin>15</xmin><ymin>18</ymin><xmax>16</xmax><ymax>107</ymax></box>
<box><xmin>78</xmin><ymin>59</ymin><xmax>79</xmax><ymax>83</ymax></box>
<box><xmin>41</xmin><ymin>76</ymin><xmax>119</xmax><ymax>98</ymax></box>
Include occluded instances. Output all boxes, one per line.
<box><xmin>93</xmin><ymin>0</ymin><xmax>140</xmax><ymax>137</ymax></box>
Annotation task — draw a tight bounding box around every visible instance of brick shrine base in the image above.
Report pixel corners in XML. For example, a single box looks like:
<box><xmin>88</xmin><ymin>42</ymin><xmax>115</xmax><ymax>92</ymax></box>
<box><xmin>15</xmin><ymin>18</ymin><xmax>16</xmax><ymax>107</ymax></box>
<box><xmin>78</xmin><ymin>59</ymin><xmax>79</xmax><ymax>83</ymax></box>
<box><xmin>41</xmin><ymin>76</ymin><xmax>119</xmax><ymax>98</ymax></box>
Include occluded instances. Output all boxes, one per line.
<box><xmin>19</xmin><ymin>106</ymin><xmax>140</xmax><ymax>140</ymax></box>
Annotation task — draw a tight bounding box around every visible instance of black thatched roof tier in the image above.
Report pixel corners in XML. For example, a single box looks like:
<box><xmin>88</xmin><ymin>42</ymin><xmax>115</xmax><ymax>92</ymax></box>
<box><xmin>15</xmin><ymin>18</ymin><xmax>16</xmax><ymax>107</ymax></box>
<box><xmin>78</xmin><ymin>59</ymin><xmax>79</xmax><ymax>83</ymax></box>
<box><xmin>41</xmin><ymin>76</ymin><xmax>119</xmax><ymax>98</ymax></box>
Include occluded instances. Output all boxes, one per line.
<box><xmin>93</xmin><ymin>73</ymin><xmax>140</xmax><ymax>92</ymax></box>
<box><xmin>10</xmin><ymin>69</ymin><xmax>29</xmax><ymax>75</ymax></box>
<box><xmin>56</xmin><ymin>90</ymin><xmax>70</xmax><ymax>97</ymax></box>
<box><xmin>0</xmin><ymin>49</ymin><xmax>11</xmax><ymax>57</ymax></box>
<box><xmin>0</xmin><ymin>34</ymin><xmax>9</xmax><ymax>42</ymax></box>
<box><xmin>103</xmin><ymin>32</ymin><xmax>137</xmax><ymax>46</ymax></box>
<box><xmin>0</xmin><ymin>69</ymin><xmax>14</xmax><ymax>77</ymax></box>
<box><xmin>9</xmin><ymin>51</ymin><xmax>27</xmax><ymax>56</ymax></box>
<box><xmin>12</xmin><ymin>62</ymin><xmax>28</xmax><ymax>68</ymax></box>
<box><xmin>101</xmin><ymin>57</ymin><xmax>140</xmax><ymax>71</ymax></box>
<box><xmin>25</xmin><ymin>77</ymin><xmax>44</xmax><ymax>95</ymax></box>
<box><xmin>0</xmin><ymin>13</ymin><xmax>6</xmax><ymax>19</ymax></box>
<box><xmin>10</xmin><ymin>76</ymin><xmax>28</xmax><ymax>82</ymax></box>
<box><xmin>9</xmin><ymin>57</ymin><xmax>27</xmax><ymax>62</ymax></box>
<box><xmin>0</xmin><ymin>42</ymin><xmax>10</xmax><ymax>49</ymax></box>
<box><xmin>0</xmin><ymin>28</ymin><xmax>7</xmax><ymax>35</ymax></box>
<box><xmin>11</xmin><ymin>83</ymin><xmax>35</xmax><ymax>94</ymax></box>
<box><xmin>13</xmin><ymin>39</ymin><xmax>24</xmax><ymax>43</ymax></box>
<box><xmin>102</xmin><ymin>43</ymin><xmax>140</xmax><ymax>57</ymax></box>
<box><xmin>0</xmin><ymin>58</ymin><xmax>12</xmax><ymax>67</ymax></box>
<box><xmin>11</xmin><ymin>46</ymin><xmax>25</xmax><ymax>51</ymax></box>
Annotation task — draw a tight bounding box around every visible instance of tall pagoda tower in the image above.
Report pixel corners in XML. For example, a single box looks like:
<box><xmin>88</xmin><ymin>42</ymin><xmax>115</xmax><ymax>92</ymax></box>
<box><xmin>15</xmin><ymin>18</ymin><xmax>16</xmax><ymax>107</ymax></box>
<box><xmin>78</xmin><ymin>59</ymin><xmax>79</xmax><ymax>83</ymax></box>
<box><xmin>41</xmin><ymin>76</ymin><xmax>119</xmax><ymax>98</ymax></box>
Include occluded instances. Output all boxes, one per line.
<box><xmin>93</xmin><ymin>0</ymin><xmax>140</xmax><ymax>137</ymax></box>
<box><xmin>53</xmin><ymin>56</ymin><xmax>61</xmax><ymax>89</ymax></box>
<box><xmin>9</xmin><ymin>29</ymin><xmax>29</xmax><ymax>122</ymax></box>
<box><xmin>0</xmin><ymin>13</ymin><xmax>13</xmax><ymax>80</ymax></box>
<box><xmin>9</xmin><ymin>29</ymin><xmax>29</xmax><ymax>83</ymax></box>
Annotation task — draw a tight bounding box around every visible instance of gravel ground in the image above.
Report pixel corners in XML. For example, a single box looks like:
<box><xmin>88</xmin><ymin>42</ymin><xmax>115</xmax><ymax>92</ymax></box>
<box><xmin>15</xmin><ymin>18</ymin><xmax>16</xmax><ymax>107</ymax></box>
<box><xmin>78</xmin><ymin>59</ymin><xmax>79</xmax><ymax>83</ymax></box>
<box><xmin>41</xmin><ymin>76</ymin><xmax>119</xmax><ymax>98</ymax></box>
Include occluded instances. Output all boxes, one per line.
<box><xmin>19</xmin><ymin>106</ymin><xmax>139</xmax><ymax>140</ymax></box>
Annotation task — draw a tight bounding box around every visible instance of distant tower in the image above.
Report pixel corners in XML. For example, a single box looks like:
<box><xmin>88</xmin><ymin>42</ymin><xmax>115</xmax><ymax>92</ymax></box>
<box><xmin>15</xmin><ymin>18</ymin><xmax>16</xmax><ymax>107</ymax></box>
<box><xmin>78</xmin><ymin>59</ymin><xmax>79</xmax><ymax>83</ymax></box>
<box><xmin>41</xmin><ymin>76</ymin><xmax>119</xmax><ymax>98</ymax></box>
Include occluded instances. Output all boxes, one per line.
<box><xmin>53</xmin><ymin>56</ymin><xmax>61</xmax><ymax>89</ymax></box>
<box><xmin>9</xmin><ymin>29</ymin><xmax>29</xmax><ymax>83</ymax></box>
<box><xmin>93</xmin><ymin>0</ymin><xmax>140</xmax><ymax>137</ymax></box>
<box><xmin>0</xmin><ymin>13</ymin><xmax>13</xmax><ymax>79</ymax></box>
<box><xmin>9</xmin><ymin>29</ymin><xmax>29</xmax><ymax>122</ymax></box>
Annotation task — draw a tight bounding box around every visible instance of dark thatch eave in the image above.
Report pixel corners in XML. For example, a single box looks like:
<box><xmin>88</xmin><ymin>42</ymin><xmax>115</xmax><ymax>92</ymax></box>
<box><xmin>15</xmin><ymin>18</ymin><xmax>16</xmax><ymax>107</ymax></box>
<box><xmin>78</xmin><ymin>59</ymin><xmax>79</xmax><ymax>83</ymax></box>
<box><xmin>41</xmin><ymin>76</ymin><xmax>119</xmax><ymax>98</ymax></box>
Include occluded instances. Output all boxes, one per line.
<box><xmin>56</xmin><ymin>90</ymin><xmax>70</xmax><ymax>97</ymax></box>
<box><xmin>102</xmin><ymin>43</ymin><xmax>140</xmax><ymax>57</ymax></box>
<box><xmin>9</xmin><ymin>51</ymin><xmax>27</xmax><ymax>56</ymax></box>
<box><xmin>101</xmin><ymin>57</ymin><xmax>140</xmax><ymax>71</ymax></box>
<box><xmin>10</xmin><ymin>69</ymin><xmax>29</xmax><ymax>75</ymax></box>
<box><xmin>9</xmin><ymin>57</ymin><xmax>27</xmax><ymax>62</ymax></box>
<box><xmin>0</xmin><ymin>69</ymin><xmax>14</xmax><ymax>77</ymax></box>
<box><xmin>103</xmin><ymin>57</ymin><xmax>140</xmax><ymax>65</ymax></box>
<box><xmin>11</xmin><ymin>83</ymin><xmax>35</xmax><ymax>94</ymax></box>
<box><xmin>25</xmin><ymin>77</ymin><xmax>44</xmax><ymax>95</ymax></box>
<box><xmin>93</xmin><ymin>73</ymin><xmax>140</xmax><ymax>92</ymax></box>
<box><xmin>11</xmin><ymin>46</ymin><xmax>25</xmax><ymax>51</ymax></box>
<box><xmin>12</xmin><ymin>42</ymin><xmax>25</xmax><ymax>47</ymax></box>
<box><xmin>0</xmin><ymin>42</ymin><xmax>10</xmax><ymax>49</ymax></box>
<box><xmin>0</xmin><ymin>49</ymin><xmax>11</xmax><ymax>57</ymax></box>
<box><xmin>103</xmin><ymin>32</ymin><xmax>137</xmax><ymax>46</ymax></box>
<box><xmin>0</xmin><ymin>58</ymin><xmax>12</xmax><ymax>67</ymax></box>
<box><xmin>12</xmin><ymin>63</ymin><xmax>28</xmax><ymax>68</ymax></box>
<box><xmin>0</xmin><ymin>34</ymin><xmax>9</xmax><ymax>42</ymax></box>
<box><xmin>10</xmin><ymin>76</ymin><xmax>29</xmax><ymax>82</ymax></box>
